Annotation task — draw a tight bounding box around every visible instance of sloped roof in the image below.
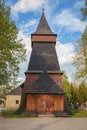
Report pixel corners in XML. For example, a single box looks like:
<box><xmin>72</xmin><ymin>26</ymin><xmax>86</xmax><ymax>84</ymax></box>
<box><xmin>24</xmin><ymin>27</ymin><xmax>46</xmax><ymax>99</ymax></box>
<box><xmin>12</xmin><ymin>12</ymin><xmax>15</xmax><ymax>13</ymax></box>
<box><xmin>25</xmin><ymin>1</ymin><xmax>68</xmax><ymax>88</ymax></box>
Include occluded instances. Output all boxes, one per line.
<box><xmin>28</xmin><ymin>43</ymin><xmax>60</xmax><ymax>71</ymax></box>
<box><xmin>20</xmin><ymin>82</ymin><xmax>24</xmax><ymax>88</ymax></box>
<box><xmin>7</xmin><ymin>86</ymin><xmax>21</xmax><ymax>95</ymax></box>
<box><xmin>33</xmin><ymin>12</ymin><xmax>56</xmax><ymax>35</ymax></box>
<box><xmin>25</xmin><ymin>71</ymin><xmax>65</xmax><ymax>95</ymax></box>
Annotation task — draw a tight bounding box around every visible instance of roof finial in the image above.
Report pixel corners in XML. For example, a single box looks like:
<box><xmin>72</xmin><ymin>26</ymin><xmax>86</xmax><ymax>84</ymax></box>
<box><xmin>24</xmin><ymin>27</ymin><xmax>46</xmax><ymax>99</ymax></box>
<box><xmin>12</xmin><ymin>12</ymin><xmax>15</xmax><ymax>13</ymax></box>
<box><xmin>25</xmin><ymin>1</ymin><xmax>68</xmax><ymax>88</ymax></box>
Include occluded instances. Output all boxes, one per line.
<box><xmin>42</xmin><ymin>2</ymin><xmax>44</xmax><ymax>13</ymax></box>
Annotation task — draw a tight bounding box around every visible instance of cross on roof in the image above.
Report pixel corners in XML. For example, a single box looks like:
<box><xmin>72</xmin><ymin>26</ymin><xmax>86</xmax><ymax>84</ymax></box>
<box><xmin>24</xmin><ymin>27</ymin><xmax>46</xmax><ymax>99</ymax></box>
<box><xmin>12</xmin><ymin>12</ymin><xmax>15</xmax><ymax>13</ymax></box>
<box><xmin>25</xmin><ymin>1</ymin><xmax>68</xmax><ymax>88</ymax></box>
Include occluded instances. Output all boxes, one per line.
<box><xmin>42</xmin><ymin>3</ymin><xmax>44</xmax><ymax>12</ymax></box>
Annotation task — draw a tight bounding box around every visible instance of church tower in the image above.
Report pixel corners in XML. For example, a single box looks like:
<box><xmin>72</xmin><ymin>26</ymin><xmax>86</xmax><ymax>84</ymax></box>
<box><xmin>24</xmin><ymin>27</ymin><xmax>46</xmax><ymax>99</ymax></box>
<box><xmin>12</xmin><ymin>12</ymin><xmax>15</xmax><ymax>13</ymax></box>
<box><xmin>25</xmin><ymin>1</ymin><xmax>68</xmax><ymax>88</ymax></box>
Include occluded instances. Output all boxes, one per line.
<box><xmin>19</xmin><ymin>10</ymin><xmax>68</xmax><ymax>115</ymax></box>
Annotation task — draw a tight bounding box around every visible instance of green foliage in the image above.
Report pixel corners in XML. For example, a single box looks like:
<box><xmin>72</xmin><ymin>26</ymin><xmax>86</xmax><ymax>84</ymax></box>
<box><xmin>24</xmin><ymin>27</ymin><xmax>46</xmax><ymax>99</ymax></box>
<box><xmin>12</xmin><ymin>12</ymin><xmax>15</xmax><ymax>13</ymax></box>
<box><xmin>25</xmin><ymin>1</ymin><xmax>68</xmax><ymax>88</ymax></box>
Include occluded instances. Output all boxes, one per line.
<box><xmin>74</xmin><ymin>0</ymin><xmax>87</xmax><ymax>81</ymax></box>
<box><xmin>62</xmin><ymin>71</ymin><xmax>86</xmax><ymax>104</ymax></box>
<box><xmin>73</xmin><ymin>27</ymin><xmax>87</xmax><ymax>81</ymax></box>
<box><xmin>2</xmin><ymin>109</ymin><xmax>87</xmax><ymax>118</ymax></box>
<box><xmin>71</xmin><ymin>109</ymin><xmax>87</xmax><ymax>117</ymax></box>
<box><xmin>70</xmin><ymin>81</ymin><xmax>87</xmax><ymax>104</ymax></box>
<box><xmin>2</xmin><ymin>109</ymin><xmax>38</xmax><ymax>118</ymax></box>
<box><xmin>85</xmin><ymin>0</ymin><xmax>87</xmax><ymax>6</ymax></box>
<box><xmin>77</xmin><ymin>81</ymin><xmax>87</xmax><ymax>103</ymax></box>
<box><xmin>0</xmin><ymin>85</ymin><xmax>16</xmax><ymax>99</ymax></box>
<box><xmin>70</xmin><ymin>83</ymin><xmax>78</xmax><ymax>103</ymax></box>
<box><xmin>0</xmin><ymin>0</ymin><xmax>26</xmax><ymax>86</ymax></box>
<box><xmin>80</xmin><ymin>0</ymin><xmax>87</xmax><ymax>20</ymax></box>
<box><xmin>62</xmin><ymin>71</ymin><xmax>72</xmax><ymax>102</ymax></box>
<box><xmin>2</xmin><ymin>109</ymin><xmax>21</xmax><ymax>118</ymax></box>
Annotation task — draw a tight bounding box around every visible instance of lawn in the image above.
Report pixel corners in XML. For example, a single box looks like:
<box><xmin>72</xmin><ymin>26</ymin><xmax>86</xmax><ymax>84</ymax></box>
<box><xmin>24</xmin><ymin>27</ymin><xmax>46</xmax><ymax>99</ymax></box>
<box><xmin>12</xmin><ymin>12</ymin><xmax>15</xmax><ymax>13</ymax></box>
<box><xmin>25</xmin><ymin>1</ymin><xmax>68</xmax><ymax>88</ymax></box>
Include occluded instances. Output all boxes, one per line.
<box><xmin>1</xmin><ymin>109</ymin><xmax>87</xmax><ymax>118</ymax></box>
<box><xmin>71</xmin><ymin>109</ymin><xmax>87</xmax><ymax>117</ymax></box>
<box><xmin>2</xmin><ymin>109</ymin><xmax>23</xmax><ymax>118</ymax></box>
<box><xmin>2</xmin><ymin>109</ymin><xmax>38</xmax><ymax>118</ymax></box>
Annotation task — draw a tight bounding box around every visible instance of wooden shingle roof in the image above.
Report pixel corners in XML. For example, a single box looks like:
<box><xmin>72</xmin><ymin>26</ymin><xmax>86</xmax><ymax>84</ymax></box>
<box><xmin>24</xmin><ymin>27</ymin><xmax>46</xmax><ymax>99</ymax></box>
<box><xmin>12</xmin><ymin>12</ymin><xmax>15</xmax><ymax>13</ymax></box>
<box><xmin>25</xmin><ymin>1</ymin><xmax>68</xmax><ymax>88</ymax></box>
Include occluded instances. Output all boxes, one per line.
<box><xmin>33</xmin><ymin>12</ymin><xmax>56</xmax><ymax>35</ymax></box>
<box><xmin>7</xmin><ymin>86</ymin><xmax>21</xmax><ymax>95</ymax></box>
<box><xmin>28</xmin><ymin>43</ymin><xmax>60</xmax><ymax>71</ymax></box>
<box><xmin>25</xmin><ymin>71</ymin><xmax>65</xmax><ymax>95</ymax></box>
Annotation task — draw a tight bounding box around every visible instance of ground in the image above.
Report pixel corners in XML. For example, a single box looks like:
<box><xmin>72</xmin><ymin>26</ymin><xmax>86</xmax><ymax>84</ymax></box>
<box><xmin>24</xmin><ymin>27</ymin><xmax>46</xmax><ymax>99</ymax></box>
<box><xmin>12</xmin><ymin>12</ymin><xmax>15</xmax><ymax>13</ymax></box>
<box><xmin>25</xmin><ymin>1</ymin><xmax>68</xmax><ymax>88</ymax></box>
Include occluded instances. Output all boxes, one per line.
<box><xmin>0</xmin><ymin>112</ymin><xmax>87</xmax><ymax>130</ymax></box>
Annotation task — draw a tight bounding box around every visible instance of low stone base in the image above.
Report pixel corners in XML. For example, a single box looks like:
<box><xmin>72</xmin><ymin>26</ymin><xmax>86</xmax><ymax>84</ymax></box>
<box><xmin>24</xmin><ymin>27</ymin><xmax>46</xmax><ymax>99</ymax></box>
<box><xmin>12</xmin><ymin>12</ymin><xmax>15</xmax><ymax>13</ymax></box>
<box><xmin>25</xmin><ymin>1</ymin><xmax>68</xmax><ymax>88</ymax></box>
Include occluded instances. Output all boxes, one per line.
<box><xmin>39</xmin><ymin>114</ymin><xmax>53</xmax><ymax>117</ymax></box>
<box><xmin>15</xmin><ymin>109</ymin><xmax>71</xmax><ymax>117</ymax></box>
<box><xmin>21</xmin><ymin>110</ymin><xmax>38</xmax><ymax>117</ymax></box>
<box><xmin>53</xmin><ymin>111</ymin><xmax>71</xmax><ymax>117</ymax></box>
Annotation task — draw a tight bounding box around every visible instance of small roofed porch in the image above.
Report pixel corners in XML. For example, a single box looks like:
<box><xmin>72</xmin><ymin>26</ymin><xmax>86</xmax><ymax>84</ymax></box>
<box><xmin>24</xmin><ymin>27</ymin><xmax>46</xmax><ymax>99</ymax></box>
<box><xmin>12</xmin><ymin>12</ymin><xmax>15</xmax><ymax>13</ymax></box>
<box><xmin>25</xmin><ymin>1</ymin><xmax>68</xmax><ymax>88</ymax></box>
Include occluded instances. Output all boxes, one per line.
<box><xmin>23</xmin><ymin>71</ymin><xmax>66</xmax><ymax>116</ymax></box>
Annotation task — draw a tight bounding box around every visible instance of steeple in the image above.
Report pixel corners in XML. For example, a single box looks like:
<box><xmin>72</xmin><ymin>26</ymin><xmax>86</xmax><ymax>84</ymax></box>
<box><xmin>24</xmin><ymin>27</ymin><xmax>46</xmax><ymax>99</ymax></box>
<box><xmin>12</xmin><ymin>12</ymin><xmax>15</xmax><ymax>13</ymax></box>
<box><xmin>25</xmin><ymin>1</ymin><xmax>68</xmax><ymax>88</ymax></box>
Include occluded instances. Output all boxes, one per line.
<box><xmin>34</xmin><ymin>11</ymin><xmax>55</xmax><ymax>35</ymax></box>
<box><xmin>28</xmin><ymin>10</ymin><xmax>61</xmax><ymax>72</ymax></box>
<box><xmin>32</xmin><ymin>11</ymin><xmax>57</xmax><ymax>44</ymax></box>
<box><xmin>42</xmin><ymin>3</ymin><xmax>44</xmax><ymax>13</ymax></box>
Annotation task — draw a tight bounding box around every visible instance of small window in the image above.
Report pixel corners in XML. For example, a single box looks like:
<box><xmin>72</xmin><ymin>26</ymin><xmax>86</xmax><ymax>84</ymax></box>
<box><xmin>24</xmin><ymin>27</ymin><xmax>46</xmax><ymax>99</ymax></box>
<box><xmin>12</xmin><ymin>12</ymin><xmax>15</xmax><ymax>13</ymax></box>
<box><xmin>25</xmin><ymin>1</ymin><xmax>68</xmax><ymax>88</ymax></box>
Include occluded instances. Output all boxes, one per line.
<box><xmin>16</xmin><ymin>100</ymin><xmax>19</xmax><ymax>104</ymax></box>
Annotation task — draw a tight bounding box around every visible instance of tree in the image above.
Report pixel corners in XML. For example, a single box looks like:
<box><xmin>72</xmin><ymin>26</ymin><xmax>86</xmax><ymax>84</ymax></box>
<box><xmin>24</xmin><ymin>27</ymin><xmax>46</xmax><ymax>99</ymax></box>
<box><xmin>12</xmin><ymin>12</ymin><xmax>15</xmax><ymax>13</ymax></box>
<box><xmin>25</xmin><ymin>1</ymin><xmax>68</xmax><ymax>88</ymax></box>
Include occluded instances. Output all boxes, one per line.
<box><xmin>73</xmin><ymin>0</ymin><xmax>87</xmax><ymax>81</ymax></box>
<box><xmin>62</xmin><ymin>71</ymin><xmax>72</xmax><ymax>103</ymax></box>
<box><xmin>0</xmin><ymin>0</ymin><xmax>26</xmax><ymax>86</ymax></box>
<box><xmin>73</xmin><ymin>28</ymin><xmax>87</xmax><ymax>81</ymax></box>
<box><xmin>69</xmin><ymin>81</ymin><xmax>87</xmax><ymax>104</ymax></box>
<box><xmin>70</xmin><ymin>83</ymin><xmax>78</xmax><ymax>104</ymax></box>
<box><xmin>77</xmin><ymin>81</ymin><xmax>87</xmax><ymax>103</ymax></box>
<box><xmin>0</xmin><ymin>85</ymin><xmax>15</xmax><ymax>99</ymax></box>
<box><xmin>81</xmin><ymin>0</ymin><xmax>87</xmax><ymax>20</ymax></box>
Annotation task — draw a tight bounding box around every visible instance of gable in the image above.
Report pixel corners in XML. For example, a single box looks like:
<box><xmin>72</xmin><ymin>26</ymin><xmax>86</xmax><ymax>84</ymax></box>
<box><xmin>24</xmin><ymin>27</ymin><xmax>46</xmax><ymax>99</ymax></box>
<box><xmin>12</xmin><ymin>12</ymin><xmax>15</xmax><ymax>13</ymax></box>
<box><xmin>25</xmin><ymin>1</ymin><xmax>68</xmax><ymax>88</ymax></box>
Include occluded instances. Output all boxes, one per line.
<box><xmin>25</xmin><ymin>71</ymin><xmax>65</xmax><ymax>95</ymax></box>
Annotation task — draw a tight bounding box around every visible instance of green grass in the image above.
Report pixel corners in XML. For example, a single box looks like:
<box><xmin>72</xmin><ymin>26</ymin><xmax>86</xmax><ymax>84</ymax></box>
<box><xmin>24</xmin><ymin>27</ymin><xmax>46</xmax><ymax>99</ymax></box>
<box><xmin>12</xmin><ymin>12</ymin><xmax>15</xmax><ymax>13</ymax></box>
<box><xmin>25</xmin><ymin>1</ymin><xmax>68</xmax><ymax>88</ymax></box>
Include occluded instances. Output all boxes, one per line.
<box><xmin>71</xmin><ymin>109</ymin><xmax>87</xmax><ymax>117</ymax></box>
<box><xmin>2</xmin><ymin>109</ymin><xmax>22</xmax><ymax>118</ymax></box>
<box><xmin>1</xmin><ymin>109</ymin><xmax>37</xmax><ymax>118</ymax></box>
<box><xmin>2</xmin><ymin>109</ymin><xmax>87</xmax><ymax>118</ymax></box>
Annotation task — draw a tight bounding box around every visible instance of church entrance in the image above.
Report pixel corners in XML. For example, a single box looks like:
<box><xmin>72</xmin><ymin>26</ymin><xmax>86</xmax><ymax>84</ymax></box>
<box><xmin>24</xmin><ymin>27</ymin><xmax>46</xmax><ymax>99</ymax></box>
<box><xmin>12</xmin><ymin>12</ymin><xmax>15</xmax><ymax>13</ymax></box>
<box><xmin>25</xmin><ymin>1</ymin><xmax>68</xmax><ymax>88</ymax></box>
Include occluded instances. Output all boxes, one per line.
<box><xmin>37</xmin><ymin>95</ymin><xmax>54</xmax><ymax>114</ymax></box>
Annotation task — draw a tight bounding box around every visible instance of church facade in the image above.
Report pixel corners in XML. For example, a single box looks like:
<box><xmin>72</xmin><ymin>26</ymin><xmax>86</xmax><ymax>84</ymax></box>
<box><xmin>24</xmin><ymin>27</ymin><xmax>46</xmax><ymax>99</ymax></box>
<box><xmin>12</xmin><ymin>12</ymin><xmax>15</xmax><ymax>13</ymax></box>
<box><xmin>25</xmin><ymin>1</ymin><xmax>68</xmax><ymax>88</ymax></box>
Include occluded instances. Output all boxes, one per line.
<box><xmin>19</xmin><ymin>10</ymin><xmax>68</xmax><ymax>115</ymax></box>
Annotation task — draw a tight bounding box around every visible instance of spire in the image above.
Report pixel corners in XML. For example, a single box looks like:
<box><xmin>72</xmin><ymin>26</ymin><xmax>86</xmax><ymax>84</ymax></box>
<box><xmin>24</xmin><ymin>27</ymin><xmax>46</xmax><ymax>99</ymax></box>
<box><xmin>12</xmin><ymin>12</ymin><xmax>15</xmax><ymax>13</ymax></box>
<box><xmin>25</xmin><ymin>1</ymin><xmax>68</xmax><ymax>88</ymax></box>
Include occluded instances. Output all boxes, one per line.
<box><xmin>34</xmin><ymin>9</ymin><xmax>55</xmax><ymax>35</ymax></box>
<box><xmin>42</xmin><ymin>3</ymin><xmax>44</xmax><ymax>13</ymax></box>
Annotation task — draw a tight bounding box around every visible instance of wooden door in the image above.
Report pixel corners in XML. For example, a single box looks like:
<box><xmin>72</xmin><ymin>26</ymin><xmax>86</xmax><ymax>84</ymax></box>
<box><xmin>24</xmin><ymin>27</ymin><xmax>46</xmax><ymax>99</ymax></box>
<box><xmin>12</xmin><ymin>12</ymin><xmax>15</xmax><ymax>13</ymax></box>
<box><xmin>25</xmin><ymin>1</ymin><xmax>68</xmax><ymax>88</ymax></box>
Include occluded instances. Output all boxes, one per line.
<box><xmin>37</xmin><ymin>95</ymin><xmax>54</xmax><ymax>114</ymax></box>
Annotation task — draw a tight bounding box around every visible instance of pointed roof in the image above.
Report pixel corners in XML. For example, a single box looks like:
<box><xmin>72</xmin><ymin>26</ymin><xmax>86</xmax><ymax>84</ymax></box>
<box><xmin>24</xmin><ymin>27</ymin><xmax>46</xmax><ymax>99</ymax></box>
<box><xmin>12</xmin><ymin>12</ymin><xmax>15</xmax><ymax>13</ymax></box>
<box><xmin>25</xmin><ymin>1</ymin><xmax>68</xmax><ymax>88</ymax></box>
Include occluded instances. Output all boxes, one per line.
<box><xmin>28</xmin><ymin>43</ymin><xmax>60</xmax><ymax>71</ymax></box>
<box><xmin>34</xmin><ymin>12</ymin><xmax>56</xmax><ymax>35</ymax></box>
<box><xmin>25</xmin><ymin>71</ymin><xmax>65</xmax><ymax>95</ymax></box>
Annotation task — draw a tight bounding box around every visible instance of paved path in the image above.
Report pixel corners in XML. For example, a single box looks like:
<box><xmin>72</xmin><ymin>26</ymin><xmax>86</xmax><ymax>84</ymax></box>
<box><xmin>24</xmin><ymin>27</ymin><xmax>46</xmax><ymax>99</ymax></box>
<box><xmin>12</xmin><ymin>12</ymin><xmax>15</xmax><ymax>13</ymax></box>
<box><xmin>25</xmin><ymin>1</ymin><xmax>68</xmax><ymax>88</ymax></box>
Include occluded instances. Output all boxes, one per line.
<box><xmin>0</xmin><ymin>114</ymin><xmax>87</xmax><ymax>130</ymax></box>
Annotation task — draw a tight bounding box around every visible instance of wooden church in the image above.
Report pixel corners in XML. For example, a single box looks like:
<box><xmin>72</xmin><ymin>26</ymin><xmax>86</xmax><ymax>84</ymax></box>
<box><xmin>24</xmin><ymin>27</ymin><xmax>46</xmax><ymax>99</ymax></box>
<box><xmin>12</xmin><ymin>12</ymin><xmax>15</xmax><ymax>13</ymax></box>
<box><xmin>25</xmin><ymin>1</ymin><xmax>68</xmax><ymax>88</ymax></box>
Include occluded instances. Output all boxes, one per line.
<box><xmin>18</xmin><ymin>9</ymin><xmax>69</xmax><ymax>116</ymax></box>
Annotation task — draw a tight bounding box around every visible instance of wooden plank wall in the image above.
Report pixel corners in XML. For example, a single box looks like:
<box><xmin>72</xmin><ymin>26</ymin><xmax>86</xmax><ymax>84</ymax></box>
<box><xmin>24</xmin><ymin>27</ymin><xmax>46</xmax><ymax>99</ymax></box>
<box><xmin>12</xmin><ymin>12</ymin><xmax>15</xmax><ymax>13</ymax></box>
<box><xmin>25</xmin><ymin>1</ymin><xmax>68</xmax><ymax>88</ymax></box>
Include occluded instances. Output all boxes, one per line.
<box><xmin>26</xmin><ymin>94</ymin><xmax>64</xmax><ymax>114</ymax></box>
